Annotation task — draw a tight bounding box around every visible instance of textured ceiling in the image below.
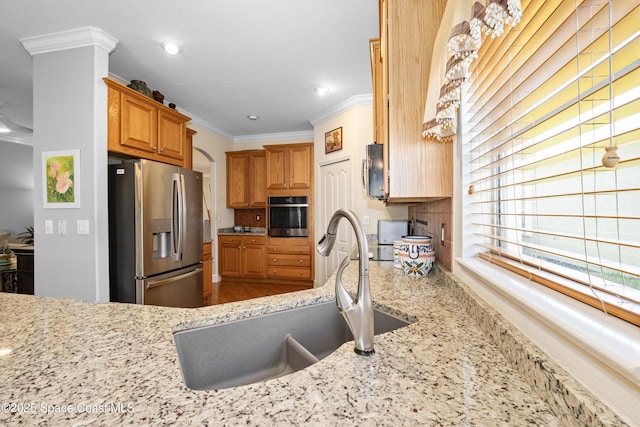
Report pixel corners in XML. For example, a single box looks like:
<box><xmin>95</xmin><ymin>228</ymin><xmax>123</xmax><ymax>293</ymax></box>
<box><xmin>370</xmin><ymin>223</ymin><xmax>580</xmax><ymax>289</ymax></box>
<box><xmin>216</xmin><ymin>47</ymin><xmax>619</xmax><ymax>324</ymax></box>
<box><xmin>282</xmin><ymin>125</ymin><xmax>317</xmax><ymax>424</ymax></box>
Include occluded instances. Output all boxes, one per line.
<box><xmin>0</xmin><ymin>0</ymin><xmax>378</xmax><ymax>141</ymax></box>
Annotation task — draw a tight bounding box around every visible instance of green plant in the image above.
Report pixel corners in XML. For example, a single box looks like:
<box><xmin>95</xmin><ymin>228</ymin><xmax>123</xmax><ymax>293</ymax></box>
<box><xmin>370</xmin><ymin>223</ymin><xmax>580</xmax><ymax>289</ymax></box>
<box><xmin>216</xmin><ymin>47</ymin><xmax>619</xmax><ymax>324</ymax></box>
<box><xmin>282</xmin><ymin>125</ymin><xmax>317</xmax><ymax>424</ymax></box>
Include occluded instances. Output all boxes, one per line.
<box><xmin>18</xmin><ymin>226</ymin><xmax>34</xmax><ymax>245</ymax></box>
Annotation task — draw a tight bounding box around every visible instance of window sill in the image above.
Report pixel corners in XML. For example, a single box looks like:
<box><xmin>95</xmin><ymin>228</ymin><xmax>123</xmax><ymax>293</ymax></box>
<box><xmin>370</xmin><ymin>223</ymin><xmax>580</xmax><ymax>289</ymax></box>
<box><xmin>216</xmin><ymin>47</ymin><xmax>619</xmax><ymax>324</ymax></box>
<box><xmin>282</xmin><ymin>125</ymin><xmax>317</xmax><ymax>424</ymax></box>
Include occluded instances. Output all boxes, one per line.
<box><xmin>454</xmin><ymin>257</ymin><xmax>640</xmax><ymax>426</ymax></box>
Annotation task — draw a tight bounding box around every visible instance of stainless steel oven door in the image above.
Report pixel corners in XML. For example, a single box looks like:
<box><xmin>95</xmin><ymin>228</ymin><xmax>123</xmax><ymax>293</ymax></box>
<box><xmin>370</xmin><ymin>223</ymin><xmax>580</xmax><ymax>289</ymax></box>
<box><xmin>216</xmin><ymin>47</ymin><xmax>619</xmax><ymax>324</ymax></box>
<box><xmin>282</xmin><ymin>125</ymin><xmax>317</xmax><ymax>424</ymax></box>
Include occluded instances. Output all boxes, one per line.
<box><xmin>268</xmin><ymin>197</ymin><xmax>309</xmax><ymax>237</ymax></box>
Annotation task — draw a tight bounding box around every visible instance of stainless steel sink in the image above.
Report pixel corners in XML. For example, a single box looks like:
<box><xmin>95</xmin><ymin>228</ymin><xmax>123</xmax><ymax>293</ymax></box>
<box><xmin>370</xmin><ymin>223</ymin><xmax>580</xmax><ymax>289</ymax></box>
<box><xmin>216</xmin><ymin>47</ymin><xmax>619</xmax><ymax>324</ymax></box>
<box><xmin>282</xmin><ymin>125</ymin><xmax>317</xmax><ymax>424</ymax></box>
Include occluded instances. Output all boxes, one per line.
<box><xmin>173</xmin><ymin>300</ymin><xmax>412</xmax><ymax>390</ymax></box>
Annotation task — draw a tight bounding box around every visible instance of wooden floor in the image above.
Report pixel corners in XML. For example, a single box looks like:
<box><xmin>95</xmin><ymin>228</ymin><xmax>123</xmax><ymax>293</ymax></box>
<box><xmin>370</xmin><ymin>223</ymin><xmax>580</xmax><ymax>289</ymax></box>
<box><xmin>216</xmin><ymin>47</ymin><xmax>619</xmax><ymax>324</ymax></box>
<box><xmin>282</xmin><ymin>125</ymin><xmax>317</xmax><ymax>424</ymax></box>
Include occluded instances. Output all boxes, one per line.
<box><xmin>206</xmin><ymin>280</ymin><xmax>313</xmax><ymax>305</ymax></box>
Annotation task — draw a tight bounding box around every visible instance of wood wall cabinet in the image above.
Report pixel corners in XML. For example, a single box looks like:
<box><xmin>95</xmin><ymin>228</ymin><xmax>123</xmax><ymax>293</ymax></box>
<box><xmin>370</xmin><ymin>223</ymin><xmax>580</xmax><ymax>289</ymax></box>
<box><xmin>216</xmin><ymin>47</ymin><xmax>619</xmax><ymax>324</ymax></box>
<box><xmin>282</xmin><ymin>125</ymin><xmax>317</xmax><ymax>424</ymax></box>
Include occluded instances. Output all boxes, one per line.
<box><xmin>202</xmin><ymin>241</ymin><xmax>212</xmax><ymax>304</ymax></box>
<box><xmin>267</xmin><ymin>238</ymin><xmax>312</xmax><ymax>282</ymax></box>
<box><xmin>265</xmin><ymin>143</ymin><xmax>313</xmax><ymax>190</ymax></box>
<box><xmin>218</xmin><ymin>235</ymin><xmax>266</xmax><ymax>278</ymax></box>
<box><xmin>370</xmin><ymin>38</ymin><xmax>386</xmax><ymax>147</ymax></box>
<box><xmin>105</xmin><ymin>78</ymin><xmax>191</xmax><ymax>168</ymax></box>
<box><xmin>375</xmin><ymin>0</ymin><xmax>452</xmax><ymax>202</ymax></box>
<box><xmin>184</xmin><ymin>128</ymin><xmax>196</xmax><ymax>169</ymax></box>
<box><xmin>226</xmin><ymin>150</ymin><xmax>266</xmax><ymax>208</ymax></box>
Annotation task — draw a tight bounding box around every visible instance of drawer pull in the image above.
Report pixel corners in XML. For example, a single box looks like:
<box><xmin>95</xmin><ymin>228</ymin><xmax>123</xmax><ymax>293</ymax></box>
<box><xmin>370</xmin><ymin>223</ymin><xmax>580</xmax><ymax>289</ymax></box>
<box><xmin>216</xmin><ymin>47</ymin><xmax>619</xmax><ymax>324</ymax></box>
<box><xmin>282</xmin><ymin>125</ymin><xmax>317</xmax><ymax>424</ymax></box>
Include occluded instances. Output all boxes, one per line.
<box><xmin>299</xmin><ymin>259</ymin><xmax>303</xmax><ymax>263</ymax></box>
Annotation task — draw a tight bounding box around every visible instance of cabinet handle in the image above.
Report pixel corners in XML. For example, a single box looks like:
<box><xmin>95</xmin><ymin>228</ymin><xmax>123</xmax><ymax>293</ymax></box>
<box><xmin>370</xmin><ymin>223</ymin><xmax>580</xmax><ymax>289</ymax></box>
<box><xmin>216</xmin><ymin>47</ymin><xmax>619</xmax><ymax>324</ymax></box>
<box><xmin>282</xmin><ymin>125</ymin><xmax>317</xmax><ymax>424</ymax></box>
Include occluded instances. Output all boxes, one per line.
<box><xmin>299</xmin><ymin>259</ymin><xmax>303</xmax><ymax>263</ymax></box>
<box><xmin>160</xmin><ymin>148</ymin><xmax>164</xmax><ymax>152</ymax></box>
<box><xmin>152</xmin><ymin>146</ymin><xmax>158</xmax><ymax>150</ymax></box>
<box><xmin>273</xmin><ymin>258</ymin><xmax>277</xmax><ymax>262</ymax></box>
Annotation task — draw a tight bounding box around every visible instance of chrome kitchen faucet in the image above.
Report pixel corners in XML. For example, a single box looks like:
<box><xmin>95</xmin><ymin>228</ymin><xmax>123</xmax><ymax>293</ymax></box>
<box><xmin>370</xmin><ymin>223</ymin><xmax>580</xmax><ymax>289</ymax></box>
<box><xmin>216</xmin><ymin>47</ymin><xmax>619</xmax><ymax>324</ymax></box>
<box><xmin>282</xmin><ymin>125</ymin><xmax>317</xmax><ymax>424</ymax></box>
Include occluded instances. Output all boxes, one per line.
<box><xmin>317</xmin><ymin>209</ymin><xmax>374</xmax><ymax>355</ymax></box>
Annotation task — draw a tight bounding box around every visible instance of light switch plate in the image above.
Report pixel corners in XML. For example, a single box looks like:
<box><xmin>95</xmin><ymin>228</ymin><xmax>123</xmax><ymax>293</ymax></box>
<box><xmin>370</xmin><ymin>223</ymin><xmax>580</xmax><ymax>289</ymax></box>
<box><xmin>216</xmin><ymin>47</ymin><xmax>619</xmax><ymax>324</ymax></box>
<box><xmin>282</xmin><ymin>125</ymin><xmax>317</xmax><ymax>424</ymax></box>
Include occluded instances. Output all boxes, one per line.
<box><xmin>45</xmin><ymin>220</ymin><xmax>53</xmax><ymax>235</ymax></box>
<box><xmin>77</xmin><ymin>220</ymin><xmax>90</xmax><ymax>235</ymax></box>
<box><xmin>57</xmin><ymin>220</ymin><xmax>67</xmax><ymax>235</ymax></box>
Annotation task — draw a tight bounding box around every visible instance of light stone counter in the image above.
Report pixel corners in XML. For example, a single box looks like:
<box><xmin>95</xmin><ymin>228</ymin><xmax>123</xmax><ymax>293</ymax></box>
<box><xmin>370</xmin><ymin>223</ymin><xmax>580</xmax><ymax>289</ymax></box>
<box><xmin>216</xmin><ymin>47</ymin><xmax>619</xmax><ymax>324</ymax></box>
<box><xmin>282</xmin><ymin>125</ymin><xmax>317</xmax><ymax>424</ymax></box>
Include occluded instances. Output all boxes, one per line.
<box><xmin>0</xmin><ymin>262</ymin><xmax>626</xmax><ymax>426</ymax></box>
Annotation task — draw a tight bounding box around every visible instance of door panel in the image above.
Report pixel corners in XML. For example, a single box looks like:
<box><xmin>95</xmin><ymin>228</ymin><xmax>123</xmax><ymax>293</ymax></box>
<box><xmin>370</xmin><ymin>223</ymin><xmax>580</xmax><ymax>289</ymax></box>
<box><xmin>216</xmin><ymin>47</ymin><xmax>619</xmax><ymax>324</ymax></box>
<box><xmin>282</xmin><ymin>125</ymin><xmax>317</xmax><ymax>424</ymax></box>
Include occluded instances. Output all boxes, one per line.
<box><xmin>318</xmin><ymin>159</ymin><xmax>352</xmax><ymax>284</ymax></box>
<box><xmin>141</xmin><ymin>267</ymin><xmax>203</xmax><ymax>307</ymax></box>
<box><xmin>139</xmin><ymin>160</ymin><xmax>179</xmax><ymax>277</ymax></box>
<box><xmin>179</xmin><ymin>168</ymin><xmax>203</xmax><ymax>267</ymax></box>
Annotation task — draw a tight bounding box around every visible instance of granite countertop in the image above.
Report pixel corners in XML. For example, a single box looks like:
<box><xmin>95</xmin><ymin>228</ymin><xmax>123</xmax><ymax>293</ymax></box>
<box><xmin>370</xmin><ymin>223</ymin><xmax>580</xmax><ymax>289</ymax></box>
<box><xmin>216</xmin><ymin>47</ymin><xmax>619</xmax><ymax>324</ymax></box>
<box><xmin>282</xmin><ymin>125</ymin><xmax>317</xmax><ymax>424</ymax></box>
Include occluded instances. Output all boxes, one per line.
<box><xmin>0</xmin><ymin>262</ymin><xmax>624</xmax><ymax>426</ymax></box>
<box><xmin>218</xmin><ymin>227</ymin><xmax>267</xmax><ymax>236</ymax></box>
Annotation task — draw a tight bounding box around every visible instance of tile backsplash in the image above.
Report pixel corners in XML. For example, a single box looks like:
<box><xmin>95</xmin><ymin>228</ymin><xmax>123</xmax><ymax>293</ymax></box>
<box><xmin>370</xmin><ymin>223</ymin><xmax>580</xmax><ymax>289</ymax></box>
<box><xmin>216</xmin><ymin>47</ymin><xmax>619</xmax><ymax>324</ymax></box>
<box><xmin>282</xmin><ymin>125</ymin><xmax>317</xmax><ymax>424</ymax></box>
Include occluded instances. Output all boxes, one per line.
<box><xmin>408</xmin><ymin>198</ymin><xmax>452</xmax><ymax>271</ymax></box>
<box><xmin>234</xmin><ymin>208</ymin><xmax>266</xmax><ymax>228</ymax></box>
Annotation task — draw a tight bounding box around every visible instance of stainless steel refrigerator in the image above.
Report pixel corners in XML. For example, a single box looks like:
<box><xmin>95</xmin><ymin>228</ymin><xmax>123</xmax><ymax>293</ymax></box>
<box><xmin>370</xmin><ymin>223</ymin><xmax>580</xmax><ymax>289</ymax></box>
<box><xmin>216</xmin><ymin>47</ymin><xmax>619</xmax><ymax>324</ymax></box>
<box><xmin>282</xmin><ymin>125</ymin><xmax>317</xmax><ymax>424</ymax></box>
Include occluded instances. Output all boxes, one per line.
<box><xmin>108</xmin><ymin>159</ymin><xmax>203</xmax><ymax>308</ymax></box>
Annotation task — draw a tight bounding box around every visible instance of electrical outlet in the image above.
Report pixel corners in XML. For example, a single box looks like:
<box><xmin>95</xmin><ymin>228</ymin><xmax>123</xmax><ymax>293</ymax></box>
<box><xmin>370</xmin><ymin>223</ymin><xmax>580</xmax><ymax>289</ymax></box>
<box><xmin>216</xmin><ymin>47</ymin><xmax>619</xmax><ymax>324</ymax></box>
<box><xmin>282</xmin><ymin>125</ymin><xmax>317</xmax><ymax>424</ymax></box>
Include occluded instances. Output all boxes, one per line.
<box><xmin>363</xmin><ymin>215</ymin><xmax>370</xmax><ymax>225</ymax></box>
<box><xmin>441</xmin><ymin>224</ymin><xmax>445</xmax><ymax>246</ymax></box>
<box><xmin>256</xmin><ymin>214</ymin><xmax>260</xmax><ymax>221</ymax></box>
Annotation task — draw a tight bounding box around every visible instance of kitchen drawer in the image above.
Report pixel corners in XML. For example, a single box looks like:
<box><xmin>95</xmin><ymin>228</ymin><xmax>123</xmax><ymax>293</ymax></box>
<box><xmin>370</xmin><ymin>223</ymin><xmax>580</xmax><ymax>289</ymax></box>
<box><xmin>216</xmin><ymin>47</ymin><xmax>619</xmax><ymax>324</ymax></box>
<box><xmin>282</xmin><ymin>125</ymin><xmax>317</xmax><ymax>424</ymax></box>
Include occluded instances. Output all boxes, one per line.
<box><xmin>267</xmin><ymin>266</ymin><xmax>311</xmax><ymax>280</ymax></box>
<box><xmin>219</xmin><ymin>235</ymin><xmax>242</xmax><ymax>244</ymax></box>
<box><xmin>267</xmin><ymin>245</ymin><xmax>310</xmax><ymax>255</ymax></box>
<box><xmin>267</xmin><ymin>254</ymin><xmax>310</xmax><ymax>267</ymax></box>
<box><xmin>243</xmin><ymin>235</ymin><xmax>265</xmax><ymax>245</ymax></box>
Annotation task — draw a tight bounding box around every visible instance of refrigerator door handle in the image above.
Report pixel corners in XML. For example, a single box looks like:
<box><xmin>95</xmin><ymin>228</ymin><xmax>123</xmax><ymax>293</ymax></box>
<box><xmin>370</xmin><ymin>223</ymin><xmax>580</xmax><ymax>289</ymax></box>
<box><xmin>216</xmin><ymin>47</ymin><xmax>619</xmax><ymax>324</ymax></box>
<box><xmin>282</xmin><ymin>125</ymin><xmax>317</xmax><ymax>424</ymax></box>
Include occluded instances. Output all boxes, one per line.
<box><xmin>172</xmin><ymin>173</ymin><xmax>183</xmax><ymax>261</ymax></box>
<box><xmin>146</xmin><ymin>267</ymin><xmax>203</xmax><ymax>289</ymax></box>
<box><xmin>180</xmin><ymin>173</ymin><xmax>187</xmax><ymax>261</ymax></box>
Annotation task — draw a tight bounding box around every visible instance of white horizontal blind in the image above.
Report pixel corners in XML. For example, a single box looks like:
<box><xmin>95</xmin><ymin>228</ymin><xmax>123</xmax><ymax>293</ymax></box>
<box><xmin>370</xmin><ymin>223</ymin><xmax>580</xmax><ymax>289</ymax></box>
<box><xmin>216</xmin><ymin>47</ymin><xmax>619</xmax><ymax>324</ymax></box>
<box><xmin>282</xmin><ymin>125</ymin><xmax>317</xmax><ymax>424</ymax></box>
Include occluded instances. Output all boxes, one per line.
<box><xmin>466</xmin><ymin>0</ymin><xmax>640</xmax><ymax>326</ymax></box>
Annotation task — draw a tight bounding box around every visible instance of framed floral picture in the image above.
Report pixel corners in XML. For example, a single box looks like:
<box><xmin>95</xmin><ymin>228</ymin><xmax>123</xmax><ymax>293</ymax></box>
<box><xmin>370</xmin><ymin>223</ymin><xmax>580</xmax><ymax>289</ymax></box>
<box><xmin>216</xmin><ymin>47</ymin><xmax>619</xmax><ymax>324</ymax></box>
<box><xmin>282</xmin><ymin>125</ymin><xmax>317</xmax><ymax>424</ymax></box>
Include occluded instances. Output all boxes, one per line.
<box><xmin>42</xmin><ymin>150</ymin><xmax>81</xmax><ymax>208</ymax></box>
<box><xmin>325</xmin><ymin>127</ymin><xmax>343</xmax><ymax>154</ymax></box>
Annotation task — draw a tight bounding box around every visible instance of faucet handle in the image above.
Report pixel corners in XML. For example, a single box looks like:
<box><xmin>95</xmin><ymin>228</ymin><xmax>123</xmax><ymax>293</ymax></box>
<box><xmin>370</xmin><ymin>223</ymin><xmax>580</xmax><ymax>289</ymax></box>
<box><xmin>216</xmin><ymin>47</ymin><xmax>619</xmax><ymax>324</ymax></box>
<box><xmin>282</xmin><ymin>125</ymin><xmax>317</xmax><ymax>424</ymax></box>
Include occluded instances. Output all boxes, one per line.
<box><xmin>335</xmin><ymin>256</ymin><xmax>354</xmax><ymax>312</ymax></box>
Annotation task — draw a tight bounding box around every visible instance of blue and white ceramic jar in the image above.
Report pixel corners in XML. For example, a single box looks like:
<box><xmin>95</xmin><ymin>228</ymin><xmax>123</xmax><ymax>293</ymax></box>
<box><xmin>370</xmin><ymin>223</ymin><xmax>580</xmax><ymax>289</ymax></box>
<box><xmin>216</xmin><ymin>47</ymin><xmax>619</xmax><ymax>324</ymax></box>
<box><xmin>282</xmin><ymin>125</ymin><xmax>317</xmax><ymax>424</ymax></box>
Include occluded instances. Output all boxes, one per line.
<box><xmin>399</xmin><ymin>235</ymin><xmax>435</xmax><ymax>276</ymax></box>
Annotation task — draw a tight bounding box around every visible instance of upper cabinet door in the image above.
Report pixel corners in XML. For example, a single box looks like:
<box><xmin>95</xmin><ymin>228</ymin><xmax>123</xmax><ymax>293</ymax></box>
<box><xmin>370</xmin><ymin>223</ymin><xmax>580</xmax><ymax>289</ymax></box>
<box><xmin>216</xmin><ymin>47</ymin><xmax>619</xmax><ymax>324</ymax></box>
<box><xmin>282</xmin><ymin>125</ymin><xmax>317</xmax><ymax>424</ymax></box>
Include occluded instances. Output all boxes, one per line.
<box><xmin>120</xmin><ymin>92</ymin><xmax>157</xmax><ymax>154</ymax></box>
<box><xmin>374</xmin><ymin>0</ymin><xmax>452</xmax><ymax>202</ymax></box>
<box><xmin>288</xmin><ymin>144</ymin><xmax>312</xmax><ymax>189</ymax></box>
<box><xmin>265</xmin><ymin>143</ymin><xmax>313</xmax><ymax>190</ymax></box>
<box><xmin>248</xmin><ymin>151</ymin><xmax>267</xmax><ymax>207</ymax></box>
<box><xmin>265</xmin><ymin>146</ymin><xmax>288</xmax><ymax>189</ymax></box>
<box><xmin>226</xmin><ymin>150</ymin><xmax>266</xmax><ymax>208</ymax></box>
<box><xmin>226</xmin><ymin>152</ymin><xmax>250</xmax><ymax>208</ymax></box>
<box><xmin>157</xmin><ymin>110</ymin><xmax>185</xmax><ymax>162</ymax></box>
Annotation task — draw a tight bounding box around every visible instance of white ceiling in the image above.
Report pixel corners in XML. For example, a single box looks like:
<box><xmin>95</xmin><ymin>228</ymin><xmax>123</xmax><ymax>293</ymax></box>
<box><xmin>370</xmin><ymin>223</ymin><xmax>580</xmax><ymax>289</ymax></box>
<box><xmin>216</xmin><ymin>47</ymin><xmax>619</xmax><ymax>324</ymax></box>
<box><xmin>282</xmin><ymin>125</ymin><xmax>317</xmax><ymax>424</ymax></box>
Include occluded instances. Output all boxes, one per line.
<box><xmin>0</xmin><ymin>0</ymin><xmax>378</xmax><ymax>142</ymax></box>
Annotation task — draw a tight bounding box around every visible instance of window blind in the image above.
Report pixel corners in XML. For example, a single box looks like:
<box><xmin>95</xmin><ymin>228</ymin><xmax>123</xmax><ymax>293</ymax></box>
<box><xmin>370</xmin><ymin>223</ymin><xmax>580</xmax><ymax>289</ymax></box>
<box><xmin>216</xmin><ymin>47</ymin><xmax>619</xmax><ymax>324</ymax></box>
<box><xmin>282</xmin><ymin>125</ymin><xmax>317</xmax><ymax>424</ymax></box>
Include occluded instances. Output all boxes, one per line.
<box><xmin>465</xmin><ymin>0</ymin><xmax>640</xmax><ymax>326</ymax></box>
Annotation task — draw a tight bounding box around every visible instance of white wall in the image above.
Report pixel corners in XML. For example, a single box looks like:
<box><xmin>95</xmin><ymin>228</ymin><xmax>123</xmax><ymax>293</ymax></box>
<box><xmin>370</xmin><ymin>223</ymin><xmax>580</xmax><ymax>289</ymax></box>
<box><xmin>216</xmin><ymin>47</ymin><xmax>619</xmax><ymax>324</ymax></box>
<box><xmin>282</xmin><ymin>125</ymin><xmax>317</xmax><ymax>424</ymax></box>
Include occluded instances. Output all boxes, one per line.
<box><xmin>189</xmin><ymin>124</ymin><xmax>234</xmax><ymax>229</ymax></box>
<box><xmin>0</xmin><ymin>141</ymin><xmax>34</xmax><ymax>241</ymax></box>
<box><xmin>313</xmin><ymin>104</ymin><xmax>407</xmax><ymax>236</ymax></box>
<box><xmin>313</xmin><ymin>103</ymin><xmax>408</xmax><ymax>284</ymax></box>
<box><xmin>29</xmin><ymin>34</ymin><xmax>113</xmax><ymax>302</ymax></box>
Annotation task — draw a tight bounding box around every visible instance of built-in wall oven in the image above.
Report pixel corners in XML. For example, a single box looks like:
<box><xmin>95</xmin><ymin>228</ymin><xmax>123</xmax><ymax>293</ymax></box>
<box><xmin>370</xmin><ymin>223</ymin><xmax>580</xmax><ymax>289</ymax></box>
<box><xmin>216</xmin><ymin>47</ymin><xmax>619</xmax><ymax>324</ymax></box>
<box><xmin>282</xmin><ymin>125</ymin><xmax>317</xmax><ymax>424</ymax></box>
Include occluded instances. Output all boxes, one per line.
<box><xmin>268</xmin><ymin>196</ymin><xmax>309</xmax><ymax>237</ymax></box>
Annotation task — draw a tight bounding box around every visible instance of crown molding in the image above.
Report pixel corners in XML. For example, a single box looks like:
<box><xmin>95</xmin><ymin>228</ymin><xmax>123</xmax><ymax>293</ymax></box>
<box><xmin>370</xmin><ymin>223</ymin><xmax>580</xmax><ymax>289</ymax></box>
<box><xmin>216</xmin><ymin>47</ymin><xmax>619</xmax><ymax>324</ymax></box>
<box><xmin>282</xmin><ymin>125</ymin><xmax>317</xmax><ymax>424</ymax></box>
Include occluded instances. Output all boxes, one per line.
<box><xmin>232</xmin><ymin>130</ymin><xmax>314</xmax><ymax>144</ymax></box>
<box><xmin>309</xmin><ymin>93</ymin><xmax>372</xmax><ymax>126</ymax></box>
<box><xmin>187</xmin><ymin>114</ymin><xmax>235</xmax><ymax>141</ymax></box>
<box><xmin>105</xmin><ymin>72</ymin><xmax>367</xmax><ymax>144</ymax></box>
<box><xmin>20</xmin><ymin>26</ymin><xmax>118</xmax><ymax>56</ymax></box>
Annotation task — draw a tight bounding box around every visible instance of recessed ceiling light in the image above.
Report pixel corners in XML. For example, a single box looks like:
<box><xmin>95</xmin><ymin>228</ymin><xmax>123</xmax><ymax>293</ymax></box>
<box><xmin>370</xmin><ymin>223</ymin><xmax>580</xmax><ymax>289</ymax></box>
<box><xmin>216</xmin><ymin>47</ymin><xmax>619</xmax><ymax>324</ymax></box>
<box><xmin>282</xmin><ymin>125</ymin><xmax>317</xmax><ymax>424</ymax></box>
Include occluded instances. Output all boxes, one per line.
<box><xmin>314</xmin><ymin>86</ymin><xmax>330</xmax><ymax>95</ymax></box>
<box><xmin>247</xmin><ymin>115</ymin><xmax>259</xmax><ymax>121</ymax></box>
<box><xmin>161</xmin><ymin>42</ymin><xmax>182</xmax><ymax>55</ymax></box>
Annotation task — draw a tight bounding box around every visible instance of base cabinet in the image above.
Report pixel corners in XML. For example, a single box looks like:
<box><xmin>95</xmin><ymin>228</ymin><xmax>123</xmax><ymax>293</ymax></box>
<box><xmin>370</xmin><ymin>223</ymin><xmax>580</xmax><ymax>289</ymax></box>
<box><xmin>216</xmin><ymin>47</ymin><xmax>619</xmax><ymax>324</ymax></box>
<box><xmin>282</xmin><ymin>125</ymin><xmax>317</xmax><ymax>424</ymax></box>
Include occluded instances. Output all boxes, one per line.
<box><xmin>202</xmin><ymin>241</ymin><xmax>212</xmax><ymax>304</ymax></box>
<box><xmin>267</xmin><ymin>238</ymin><xmax>312</xmax><ymax>281</ymax></box>
<box><xmin>219</xmin><ymin>235</ymin><xmax>266</xmax><ymax>278</ymax></box>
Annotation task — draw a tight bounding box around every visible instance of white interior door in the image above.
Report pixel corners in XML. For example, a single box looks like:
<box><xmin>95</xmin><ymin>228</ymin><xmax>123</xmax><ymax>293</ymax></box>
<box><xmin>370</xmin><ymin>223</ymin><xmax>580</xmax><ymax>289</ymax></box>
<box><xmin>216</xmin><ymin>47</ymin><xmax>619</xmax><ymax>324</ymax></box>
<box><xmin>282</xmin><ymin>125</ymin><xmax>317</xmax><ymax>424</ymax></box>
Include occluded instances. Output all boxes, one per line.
<box><xmin>318</xmin><ymin>158</ymin><xmax>352</xmax><ymax>285</ymax></box>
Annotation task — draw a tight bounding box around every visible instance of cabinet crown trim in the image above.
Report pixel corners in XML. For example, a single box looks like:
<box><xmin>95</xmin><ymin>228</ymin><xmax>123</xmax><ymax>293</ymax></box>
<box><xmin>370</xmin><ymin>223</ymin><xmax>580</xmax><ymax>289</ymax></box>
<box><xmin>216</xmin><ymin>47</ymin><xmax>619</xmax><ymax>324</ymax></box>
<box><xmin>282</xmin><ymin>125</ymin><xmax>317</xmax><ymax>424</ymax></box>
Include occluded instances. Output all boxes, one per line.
<box><xmin>103</xmin><ymin>77</ymin><xmax>191</xmax><ymax>121</ymax></box>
